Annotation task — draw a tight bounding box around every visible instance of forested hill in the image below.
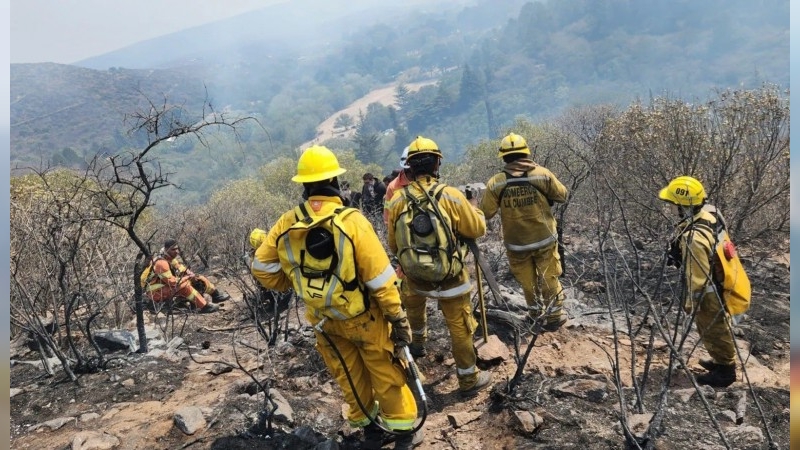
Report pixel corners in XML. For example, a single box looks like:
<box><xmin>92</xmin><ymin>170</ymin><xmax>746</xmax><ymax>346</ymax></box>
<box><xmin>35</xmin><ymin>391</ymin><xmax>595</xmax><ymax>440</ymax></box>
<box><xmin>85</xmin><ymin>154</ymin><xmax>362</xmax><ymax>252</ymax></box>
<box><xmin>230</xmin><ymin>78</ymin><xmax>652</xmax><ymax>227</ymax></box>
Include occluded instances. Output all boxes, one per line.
<box><xmin>10</xmin><ymin>0</ymin><xmax>788</xmax><ymax>203</ymax></box>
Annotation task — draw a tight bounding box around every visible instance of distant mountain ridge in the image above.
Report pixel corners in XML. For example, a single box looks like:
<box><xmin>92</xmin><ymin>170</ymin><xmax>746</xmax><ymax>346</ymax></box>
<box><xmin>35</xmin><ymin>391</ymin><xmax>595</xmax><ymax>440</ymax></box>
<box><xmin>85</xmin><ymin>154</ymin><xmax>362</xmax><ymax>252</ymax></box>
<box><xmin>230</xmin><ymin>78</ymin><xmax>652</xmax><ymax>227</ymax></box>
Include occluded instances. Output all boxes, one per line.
<box><xmin>10</xmin><ymin>63</ymin><xmax>211</xmax><ymax>167</ymax></box>
<box><xmin>10</xmin><ymin>0</ymin><xmax>787</xmax><ymax>192</ymax></box>
<box><xmin>75</xmin><ymin>0</ymin><xmax>467</xmax><ymax>70</ymax></box>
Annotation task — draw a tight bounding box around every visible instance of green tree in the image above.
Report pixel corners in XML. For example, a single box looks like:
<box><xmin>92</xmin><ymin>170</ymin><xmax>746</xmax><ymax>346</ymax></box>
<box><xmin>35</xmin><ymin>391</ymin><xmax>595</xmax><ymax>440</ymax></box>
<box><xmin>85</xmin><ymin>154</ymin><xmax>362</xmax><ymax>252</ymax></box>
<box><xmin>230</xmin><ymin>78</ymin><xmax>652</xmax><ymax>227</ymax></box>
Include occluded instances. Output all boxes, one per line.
<box><xmin>458</xmin><ymin>64</ymin><xmax>483</xmax><ymax>108</ymax></box>
<box><xmin>334</xmin><ymin>113</ymin><xmax>354</xmax><ymax>130</ymax></box>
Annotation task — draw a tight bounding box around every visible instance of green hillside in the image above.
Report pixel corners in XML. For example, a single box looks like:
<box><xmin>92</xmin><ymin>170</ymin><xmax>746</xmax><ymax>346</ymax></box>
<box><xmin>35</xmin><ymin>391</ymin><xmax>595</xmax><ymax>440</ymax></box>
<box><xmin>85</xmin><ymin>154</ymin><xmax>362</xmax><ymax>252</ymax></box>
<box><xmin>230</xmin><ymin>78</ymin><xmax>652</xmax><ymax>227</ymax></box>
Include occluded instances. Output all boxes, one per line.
<box><xmin>10</xmin><ymin>0</ymin><xmax>788</xmax><ymax>204</ymax></box>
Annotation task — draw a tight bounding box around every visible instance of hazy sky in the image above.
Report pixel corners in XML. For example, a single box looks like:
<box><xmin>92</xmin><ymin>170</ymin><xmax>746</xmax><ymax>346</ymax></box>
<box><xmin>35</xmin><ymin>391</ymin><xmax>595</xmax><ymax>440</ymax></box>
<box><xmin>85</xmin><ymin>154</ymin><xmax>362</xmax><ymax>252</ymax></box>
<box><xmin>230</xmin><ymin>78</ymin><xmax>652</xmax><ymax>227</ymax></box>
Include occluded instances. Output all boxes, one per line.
<box><xmin>11</xmin><ymin>0</ymin><xmax>288</xmax><ymax>64</ymax></box>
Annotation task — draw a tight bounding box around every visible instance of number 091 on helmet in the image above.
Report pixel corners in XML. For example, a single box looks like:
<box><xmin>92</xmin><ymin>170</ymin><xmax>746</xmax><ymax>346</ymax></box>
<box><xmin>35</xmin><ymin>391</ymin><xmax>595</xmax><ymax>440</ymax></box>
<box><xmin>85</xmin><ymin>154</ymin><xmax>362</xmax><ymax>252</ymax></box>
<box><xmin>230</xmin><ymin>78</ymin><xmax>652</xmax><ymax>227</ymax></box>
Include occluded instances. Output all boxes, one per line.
<box><xmin>658</xmin><ymin>176</ymin><xmax>707</xmax><ymax>206</ymax></box>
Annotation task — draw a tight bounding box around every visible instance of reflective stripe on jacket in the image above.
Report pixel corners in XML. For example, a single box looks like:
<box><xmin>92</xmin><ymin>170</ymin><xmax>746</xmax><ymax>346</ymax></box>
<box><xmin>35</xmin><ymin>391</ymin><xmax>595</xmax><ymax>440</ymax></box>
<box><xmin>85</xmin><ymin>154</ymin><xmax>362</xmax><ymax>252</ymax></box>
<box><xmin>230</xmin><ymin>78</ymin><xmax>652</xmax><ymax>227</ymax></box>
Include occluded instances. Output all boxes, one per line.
<box><xmin>480</xmin><ymin>158</ymin><xmax>567</xmax><ymax>251</ymax></box>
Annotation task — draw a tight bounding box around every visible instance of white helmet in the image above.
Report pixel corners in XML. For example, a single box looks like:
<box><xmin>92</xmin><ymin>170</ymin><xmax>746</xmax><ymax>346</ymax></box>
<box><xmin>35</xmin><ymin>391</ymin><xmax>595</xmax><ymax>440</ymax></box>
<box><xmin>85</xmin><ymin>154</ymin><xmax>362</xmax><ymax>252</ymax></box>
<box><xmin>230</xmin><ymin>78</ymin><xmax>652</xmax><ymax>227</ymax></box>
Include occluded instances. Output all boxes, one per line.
<box><xmin>399</xmin><ymin>146</ymin><xmax>410</xmax><ymax>169</ymax></box>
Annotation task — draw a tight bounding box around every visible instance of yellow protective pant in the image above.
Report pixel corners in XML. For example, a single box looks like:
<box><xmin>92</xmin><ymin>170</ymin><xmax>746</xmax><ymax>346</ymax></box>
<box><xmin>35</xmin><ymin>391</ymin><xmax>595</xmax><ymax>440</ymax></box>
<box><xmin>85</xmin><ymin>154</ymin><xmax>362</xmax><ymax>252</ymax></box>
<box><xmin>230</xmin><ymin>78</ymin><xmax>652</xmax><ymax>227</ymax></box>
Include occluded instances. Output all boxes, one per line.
<box><xmin>507</xmin><ymin>244</ymin><xmax>564</xmax><ymax>324</ymax></box>
<box><xmin>313</xmin><ymin>308</ymin><xmax>417</xmax><ymax>430</ymax></box>
<box><xmin>401</xmin><ymin>279</ymin><xmax>482</xmax><ymax>390</ymax></box>
<box><xmin>687</xmin><ymin>292</ymin><xmax>736</xmax><ymax>366</ymax></box>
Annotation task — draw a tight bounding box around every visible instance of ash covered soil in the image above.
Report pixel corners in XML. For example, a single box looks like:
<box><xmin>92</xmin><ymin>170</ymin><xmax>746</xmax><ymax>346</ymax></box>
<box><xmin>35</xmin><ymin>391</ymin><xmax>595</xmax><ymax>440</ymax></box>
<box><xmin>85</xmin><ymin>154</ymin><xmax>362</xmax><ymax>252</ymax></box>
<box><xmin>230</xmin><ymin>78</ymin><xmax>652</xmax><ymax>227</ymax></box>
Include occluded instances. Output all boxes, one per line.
<box><xmin>10</xmin><ymin>240</ymin><xmax>789</xmax><ymax>450</ymax></box>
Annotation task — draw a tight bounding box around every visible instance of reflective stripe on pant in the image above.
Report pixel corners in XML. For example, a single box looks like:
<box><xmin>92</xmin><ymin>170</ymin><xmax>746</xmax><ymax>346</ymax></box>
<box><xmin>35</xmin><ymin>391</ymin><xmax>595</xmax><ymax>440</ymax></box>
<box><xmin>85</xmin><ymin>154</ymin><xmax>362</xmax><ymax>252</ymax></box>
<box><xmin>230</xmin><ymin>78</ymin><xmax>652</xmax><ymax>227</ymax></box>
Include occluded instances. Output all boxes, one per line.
<box><xmin>147</xmin><ymin>280</ymin><xmax>207</xmax><ymax>308</ymax></box>
<box><xmin>313</xmin><ymin>309</ymin><xmax>417</xmax><ymax>430</ymax></box>
<box><xmin>439</xmin><ymin>294</ymin><xmax>481</xmax><ymax>389</ymax></box>
<box><xmin>405</xmin><ymin>281</ymin><xmax>481</xmax><ymax>390</ymax></box>
<box><xmin>507</xmin><ymin>244</ymin><xmax>564</xmax><ymax>320</ymax></box>
<box><xmin>190</xmin><ymin>275</ymin><xmax>216</xmax><ymax>295</ymax></box>
<box><xmin>686</xmin><ymin>292</ymin><xmax>736</xmax><ymax>366</ymax></box>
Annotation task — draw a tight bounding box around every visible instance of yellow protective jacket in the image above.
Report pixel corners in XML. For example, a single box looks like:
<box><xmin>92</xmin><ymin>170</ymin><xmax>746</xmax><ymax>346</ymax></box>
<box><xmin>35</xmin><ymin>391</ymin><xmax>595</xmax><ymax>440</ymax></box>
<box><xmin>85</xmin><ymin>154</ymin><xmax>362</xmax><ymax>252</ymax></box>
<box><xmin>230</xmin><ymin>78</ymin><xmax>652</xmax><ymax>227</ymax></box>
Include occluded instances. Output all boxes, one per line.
<box><xmin>674</xmin><ymin>207</ymin><xmax>717</xmax><ymax>298</ymax></box>
<box><xmin>387</xmin><ymin>175</ymin><xmax>486</xmax><ymax>298</ymax></box>
<box><xmin>480</xmin><ymin>159</ymin><xmax>567</xmax><ymax>252</ymax></box>
<box><xmin>251</xmin><ymin>195</ymin><xmax>402</xmax><ymax>323</ymax></box>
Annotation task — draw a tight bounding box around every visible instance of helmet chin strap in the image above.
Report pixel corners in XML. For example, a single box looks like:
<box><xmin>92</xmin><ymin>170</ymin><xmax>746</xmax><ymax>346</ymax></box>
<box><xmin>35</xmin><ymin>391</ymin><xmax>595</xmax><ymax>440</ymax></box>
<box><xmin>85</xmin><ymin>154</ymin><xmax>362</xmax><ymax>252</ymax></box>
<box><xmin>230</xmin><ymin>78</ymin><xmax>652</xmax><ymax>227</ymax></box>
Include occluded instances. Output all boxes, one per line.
<box><xmin>677</xmin><ymin>204</ymin><xmax>701</xmax><ymax>219</ymax></box>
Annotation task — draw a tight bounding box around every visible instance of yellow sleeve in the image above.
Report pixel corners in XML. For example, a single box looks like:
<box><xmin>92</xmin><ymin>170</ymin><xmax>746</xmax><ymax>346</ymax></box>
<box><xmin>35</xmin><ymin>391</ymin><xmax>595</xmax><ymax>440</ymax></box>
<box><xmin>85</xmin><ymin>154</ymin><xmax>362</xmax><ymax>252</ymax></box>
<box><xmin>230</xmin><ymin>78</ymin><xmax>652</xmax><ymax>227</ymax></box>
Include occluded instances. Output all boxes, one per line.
<box><xmin>479</xmin><ymin>174</ymin><xmax>501</xmax><ymax>220</ymax></box>
<box><xmin>251</xmin><ymin>213</ymin><xmax>293</xmax><ymax>292</ymax></box>
<box><xmin>386</xmin><ymin>191</ymin><xmax>405</xmax><ymax>255</ymax></box>
<box><xmin>680</xmin><ymin>229</ymin><xmax>714</xmax><ymax>294</ymax></box>
<box><xmin>542</xmin><ymin>167</ymin><xmax>568</xmax><ymax>203</ymax></box>
<box><xmin>442</xmin><ymin>186</ymin><xmax>486</xmax><ymax>240</ymax></box>
<box><xmin>348</xmin><ymin>212</ymin><xmax>402</xmax><ymax>317</ymax></box>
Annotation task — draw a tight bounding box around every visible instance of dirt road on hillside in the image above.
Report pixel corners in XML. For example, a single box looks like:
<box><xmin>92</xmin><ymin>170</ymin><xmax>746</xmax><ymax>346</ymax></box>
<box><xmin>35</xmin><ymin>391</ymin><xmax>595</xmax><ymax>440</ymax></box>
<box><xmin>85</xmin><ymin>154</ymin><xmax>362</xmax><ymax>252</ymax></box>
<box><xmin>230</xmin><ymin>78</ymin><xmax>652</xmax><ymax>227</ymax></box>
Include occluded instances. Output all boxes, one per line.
<box><xmin>301</xmin><ymin>80</ymin><xmax>436</xmax><ymax>149</ymax></box>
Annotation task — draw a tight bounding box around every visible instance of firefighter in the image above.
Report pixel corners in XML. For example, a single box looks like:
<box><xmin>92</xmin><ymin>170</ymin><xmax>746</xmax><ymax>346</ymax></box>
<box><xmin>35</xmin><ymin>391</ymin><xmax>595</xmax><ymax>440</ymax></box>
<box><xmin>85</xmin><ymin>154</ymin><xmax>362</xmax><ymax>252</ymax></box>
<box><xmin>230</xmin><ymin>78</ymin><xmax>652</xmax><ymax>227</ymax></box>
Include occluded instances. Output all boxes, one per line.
<box><xmin>251</xmin><ymin>145</ymin><xmax>422</xmax><ymax>449</ymax></box>
<box><xmin>163</xmin><ymin>239</ymin><xmax>231</xmax><ymax>303</ymax></box>
<box><xmin>479</xmin><ymin>133</ymin><xmax>568</xmax><ymax>331</ymax></box>
<box><xmin>143</xmin><ymin>240</ymin><xmax>221</xmax><ymax>313</ymax></box>
<box><xmin>659</xmin><ymin>176</ymin><xmax>737</xmax><ymax>387</ymax></box>
<box><xmin>386</xmin><ymin>136</ymin><xmax>492</xmax><ymax>396</ymax></box>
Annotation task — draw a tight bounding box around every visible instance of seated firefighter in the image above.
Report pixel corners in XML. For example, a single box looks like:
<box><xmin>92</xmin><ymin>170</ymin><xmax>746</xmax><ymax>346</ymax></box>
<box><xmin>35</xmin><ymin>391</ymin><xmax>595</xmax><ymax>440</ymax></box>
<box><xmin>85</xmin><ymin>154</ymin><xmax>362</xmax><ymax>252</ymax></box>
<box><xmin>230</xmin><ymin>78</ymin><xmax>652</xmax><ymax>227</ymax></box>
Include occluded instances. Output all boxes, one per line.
<box><xmin>141</xmin><ymin>239</ymin><xmax>228</xmax><ymax>313</ymax></box>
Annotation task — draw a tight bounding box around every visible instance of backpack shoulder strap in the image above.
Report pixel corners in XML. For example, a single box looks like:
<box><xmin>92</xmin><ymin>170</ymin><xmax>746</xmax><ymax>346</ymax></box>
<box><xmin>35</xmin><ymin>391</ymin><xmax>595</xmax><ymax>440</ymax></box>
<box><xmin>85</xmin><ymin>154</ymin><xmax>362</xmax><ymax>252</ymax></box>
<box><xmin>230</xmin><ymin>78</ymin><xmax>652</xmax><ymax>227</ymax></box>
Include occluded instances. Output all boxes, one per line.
<box><xmin>430</xmin><ymin>182</ymin><xmax>447</xmax><ymax>201</ymax></box>
<box><xmin>294</xmin><ymin>202</ymin><xmax>314</xmax><ymax>224</ymax></box>
<box><xmin>692</xmin><ymin>218</ymin><xmax>720</xmax><ymax>242</ymax></box>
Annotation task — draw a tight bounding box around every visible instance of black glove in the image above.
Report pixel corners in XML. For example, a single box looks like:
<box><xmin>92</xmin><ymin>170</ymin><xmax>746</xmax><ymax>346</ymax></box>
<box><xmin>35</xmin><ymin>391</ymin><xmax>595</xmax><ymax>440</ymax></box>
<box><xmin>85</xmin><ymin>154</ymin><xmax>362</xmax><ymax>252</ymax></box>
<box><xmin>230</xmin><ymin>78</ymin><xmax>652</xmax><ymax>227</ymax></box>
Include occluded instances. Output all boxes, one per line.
<box><xmin>385</xmin><ymin>310</ymin><xmax>412</xmax><ymax>348</ymax></box>
<box><xmin>464</xmin><ymin>185</ymin><xmax>474</xmax><ymax>200</ymax></box>
<box><xmin>667</xmin><ymin>241</ymin><xmax>682</xmax><ymax>268</ymax></box>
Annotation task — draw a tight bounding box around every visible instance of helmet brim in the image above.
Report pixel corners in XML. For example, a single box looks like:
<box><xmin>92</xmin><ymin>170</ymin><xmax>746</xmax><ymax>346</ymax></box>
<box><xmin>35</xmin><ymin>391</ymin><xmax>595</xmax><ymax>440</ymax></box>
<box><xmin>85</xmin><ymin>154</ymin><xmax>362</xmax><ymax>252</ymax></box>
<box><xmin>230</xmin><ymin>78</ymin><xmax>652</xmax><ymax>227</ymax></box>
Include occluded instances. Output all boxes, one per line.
<box><xmin>497</xmin><ymin>148</ymin><xmax>530</xmax><ymax>158</ymax></box>
<box><xmin>292</xmin><ymin>167</ymin><xmax>347</xmax><ymax>183</ymax></box>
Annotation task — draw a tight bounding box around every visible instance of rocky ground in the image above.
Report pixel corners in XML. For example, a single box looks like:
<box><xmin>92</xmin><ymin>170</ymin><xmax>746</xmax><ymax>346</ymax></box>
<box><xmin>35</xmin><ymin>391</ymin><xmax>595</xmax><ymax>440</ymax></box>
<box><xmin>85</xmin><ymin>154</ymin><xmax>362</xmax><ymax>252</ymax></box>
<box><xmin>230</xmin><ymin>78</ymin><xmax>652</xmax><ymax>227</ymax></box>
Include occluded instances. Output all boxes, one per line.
<box><xmin>9</xmin><ymin>237</ymin><xmax>790</xmax><ymax>450</ymax></box>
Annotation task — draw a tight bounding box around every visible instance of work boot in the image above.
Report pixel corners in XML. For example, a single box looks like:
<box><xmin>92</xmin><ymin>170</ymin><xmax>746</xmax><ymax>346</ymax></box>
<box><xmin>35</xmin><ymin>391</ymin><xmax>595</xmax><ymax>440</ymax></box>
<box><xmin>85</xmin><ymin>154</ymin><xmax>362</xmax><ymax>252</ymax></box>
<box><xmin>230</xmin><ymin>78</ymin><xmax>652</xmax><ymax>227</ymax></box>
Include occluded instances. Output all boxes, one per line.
<box><xmin>541</xmin><ymin>316</ymin><xmax>567</xmax><ymax>333</ymax></box>
<box><xmin>408</xmin><ymin>343</ymin><xmax>427</xmax><ymax>358</ymax></box>
<box><xmin>697</xmin><ymin>364</ymin><xmax>736</xmax><ymax>388</ymax></box>
<box><xmin>698</xmin><ymin>358</ymin><xmax>723</xmax><ymax>372</ymax></box>
<box><xmin>210</xmin><ymin>289</ymin><xmax>231</xmax><ymax>303</ymax></box>
<box><xmin>393</xmin><ymin>429</ymin><xmax>424</xmax><ymax>449</ymax></box>
<box><xmin>362</xmin><ymin>422</ymin><xmax>387</xmax><ymax>450</ymax></box>
<box><xmin>198</xmin><ymin>303</ymin><xmax>220</xmax><ymax>314</ymax></box>
<box><xmin>459</xmin><ymin>370</ymin><xmax>493</xmax><ymax>397</ymax></box>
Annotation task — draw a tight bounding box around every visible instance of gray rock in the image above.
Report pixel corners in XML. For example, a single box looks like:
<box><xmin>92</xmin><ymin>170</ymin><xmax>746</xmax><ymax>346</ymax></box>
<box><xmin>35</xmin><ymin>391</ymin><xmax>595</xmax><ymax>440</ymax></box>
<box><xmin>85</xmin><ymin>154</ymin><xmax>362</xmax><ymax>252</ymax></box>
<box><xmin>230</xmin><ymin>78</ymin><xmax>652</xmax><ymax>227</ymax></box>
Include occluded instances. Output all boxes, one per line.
<box><xmin>70</xmin><ymin>430</ymin><xmax>120</xmax><ymax>450</ymax></box>
<box><xmin>269</xmin><ymin>388</ymin><xmax>294</xmax><ymax>424</ymax></box>
<box><xmin>673</xmin><ymin>388</ymin><xmax>696</xmax><ymax>403</ymax></box>
<box><xmin>209</xmin><ymin>363</ymin><xmax>233</xmax><ymax>375</ymax></box>
<box><xmin>29</xmin><ymin>416</ymin><xmax>76</xmax><ymax>432</ymax></box>
<box><xmin>93</xmin><ymin>330</ymin><xmax>136</xmax><ymax>353</ymax></box>
<box><xmin>166</xmin><ymin>337</ymin><xmax>184</xmax><ymax>352</ymax></box>
<box><xmin>717</xmin><ymin>410</ymin><xmax>738</xmax><ymax>423</ymax></box>
<box><xmin>174</xmin><ymin>406</ymin><xmax>206</xmax><ymax>435</ymax></box>
<box><xmin>513</xmin><ymin>410</ymin><xmax>543</xmax><ymax>433</ymax></box>
<box><xmin>726</xmin><ymin>425</ymin><xmax>765</xmax><ymax>445</ymax></box>
<box><xmin>447</xmin><ymin>411</ymin><xmax>482</xmax><ymax>428</ymax></box>
<box><xmin>552</xmin><ymin>379</ymin><xmax>609</xmax><ymax>403</ymax></box>
<box><xmin>10</xmin><ymin>387</ymin><xmax>23</xmax><ymax>398</ymax></box>
<box><xmin>79</xmin><ymin>412</ymin><xmax>100</xmax><ymax>423</ymax></box>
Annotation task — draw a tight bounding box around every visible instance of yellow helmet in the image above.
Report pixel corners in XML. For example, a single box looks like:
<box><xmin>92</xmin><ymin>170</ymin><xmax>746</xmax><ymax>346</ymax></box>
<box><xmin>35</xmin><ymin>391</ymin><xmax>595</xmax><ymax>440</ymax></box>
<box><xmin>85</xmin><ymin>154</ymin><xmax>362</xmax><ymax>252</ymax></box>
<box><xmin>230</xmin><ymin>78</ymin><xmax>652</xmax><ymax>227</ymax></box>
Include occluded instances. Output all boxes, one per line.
<box><xmin>249</xmin><ymin>228</ymin><xmax>267</xmax><ymax>250</ymax></box>
<box><xmin>658</xmin><ymin>176</ymin><xmax>707</xmax><ymax>206</ymax></box>
<box><xmin>498</xmin><ymin>132</ymin><xmax>531</xmax><ymax>158</ymax></box>
<box><xmin>291</xmin><ymin>145</ymin><xmax>347</xmax><ymax>183</ymax></box>
<box><xmin>406</xmin><ymin>136</ymin><xmax>442</xmax><ymax>160</ymax></box>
